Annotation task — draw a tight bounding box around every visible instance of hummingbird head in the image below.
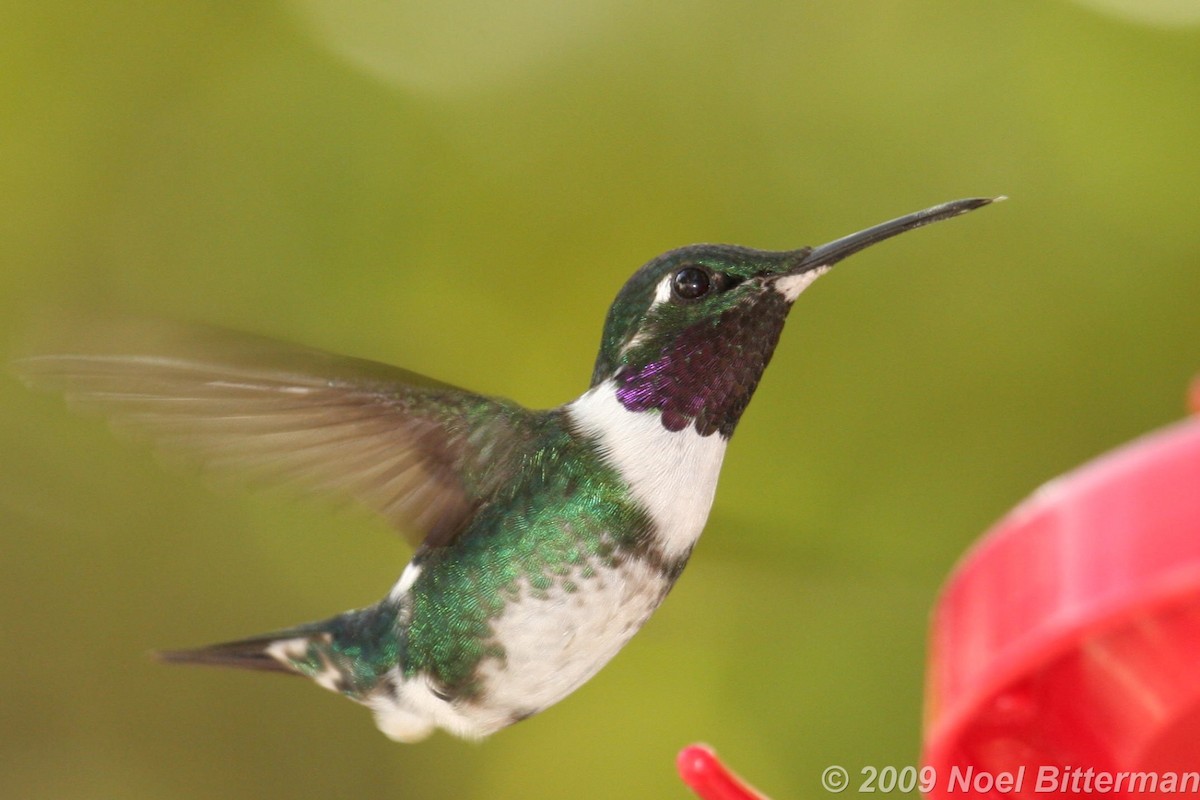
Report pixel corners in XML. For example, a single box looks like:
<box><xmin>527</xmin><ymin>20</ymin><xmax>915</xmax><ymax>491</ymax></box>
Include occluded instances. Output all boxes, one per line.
<box><xmin>590</xmin><ymin>197</ymin><xmax>998</xmax><ymax>438</ymax></box>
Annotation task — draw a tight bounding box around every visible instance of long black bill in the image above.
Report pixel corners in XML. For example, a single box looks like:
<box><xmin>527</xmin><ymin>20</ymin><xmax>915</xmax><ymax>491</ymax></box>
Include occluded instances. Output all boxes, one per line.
<box><xmin>789</xmin><ymin>196</ymin><xmax>1002</xmax><ymax>274</ymax></box>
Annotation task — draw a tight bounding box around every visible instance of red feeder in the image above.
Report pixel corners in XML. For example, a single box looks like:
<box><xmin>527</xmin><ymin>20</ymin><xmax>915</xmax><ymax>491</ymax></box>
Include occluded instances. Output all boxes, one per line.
<box><xmin>924</xmin><ymin>410</ymin><xmax>1200</xmax><ymax>797</ymax></box>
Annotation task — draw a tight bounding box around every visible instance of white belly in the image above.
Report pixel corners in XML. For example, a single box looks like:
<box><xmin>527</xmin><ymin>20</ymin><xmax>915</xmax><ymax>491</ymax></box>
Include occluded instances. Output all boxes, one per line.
<box><xmin>371</xmin><ymin>559</ymin><xmax>667</xmax><ymax>742</ymax></box>
<box><xmin>474</xmin><ymin>558</ymin><xmax>668</xmax><ymax>717</ymax></box>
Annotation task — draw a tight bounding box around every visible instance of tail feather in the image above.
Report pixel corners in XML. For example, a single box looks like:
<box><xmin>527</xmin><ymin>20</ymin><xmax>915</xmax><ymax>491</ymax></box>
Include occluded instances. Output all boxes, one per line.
<box><xmin>154</xmin><ymin>635</ymin><xmax>304</xmax><ymax>675</ymax></box>
<box><xmin>152</xmin><ymin>608</ymin><xmax>399</xmax><ymax>698</ymax></box>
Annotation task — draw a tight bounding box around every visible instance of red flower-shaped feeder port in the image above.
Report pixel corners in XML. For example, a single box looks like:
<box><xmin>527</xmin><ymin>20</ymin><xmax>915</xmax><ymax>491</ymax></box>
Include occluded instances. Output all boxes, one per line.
<box><xmin>678</xmin><ymin>745</ymin><xmax>770</xmax><ymax>800</ymax></box>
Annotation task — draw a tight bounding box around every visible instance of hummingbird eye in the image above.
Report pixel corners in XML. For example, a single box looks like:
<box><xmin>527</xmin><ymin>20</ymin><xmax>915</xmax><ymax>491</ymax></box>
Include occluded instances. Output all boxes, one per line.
<box><xmin>671</xmin><ymin>266</ymin><xmax>713</xmax><ymax>301</ymax></box>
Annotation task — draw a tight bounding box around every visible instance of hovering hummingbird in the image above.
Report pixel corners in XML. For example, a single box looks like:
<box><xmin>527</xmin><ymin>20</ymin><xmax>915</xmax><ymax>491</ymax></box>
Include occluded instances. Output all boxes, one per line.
<box><xmin>18</xmin><ymin>197</ymin><xmax>996</xmax><ymax>742</ymax></box>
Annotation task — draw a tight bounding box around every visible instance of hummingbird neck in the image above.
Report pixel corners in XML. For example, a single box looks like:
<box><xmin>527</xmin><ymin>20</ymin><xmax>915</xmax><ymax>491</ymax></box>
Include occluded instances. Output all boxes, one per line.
<box><xmin>607</xmin><ymin>289</ymin><xmax>791</xmax><ymax>438</ymax></box>
<box><xmin>567</xmin><ymin>383</ymin><xmax>727</xmax><ymax>561</ymax></box>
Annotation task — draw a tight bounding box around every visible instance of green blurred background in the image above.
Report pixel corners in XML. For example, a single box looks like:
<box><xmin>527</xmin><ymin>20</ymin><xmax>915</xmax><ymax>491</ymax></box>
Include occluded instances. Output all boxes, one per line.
<box><xmin>3</xmin><ymin>1</ymin><xmax>1199</xmax><ymax>798</ymax></box>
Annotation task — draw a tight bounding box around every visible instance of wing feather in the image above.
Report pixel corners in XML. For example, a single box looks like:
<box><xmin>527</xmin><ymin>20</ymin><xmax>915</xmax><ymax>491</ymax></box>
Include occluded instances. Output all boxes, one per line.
<box><xmin>15</xmin><ymin>324</ymin><xmax>540</xmax><ymax>549</ymax></box>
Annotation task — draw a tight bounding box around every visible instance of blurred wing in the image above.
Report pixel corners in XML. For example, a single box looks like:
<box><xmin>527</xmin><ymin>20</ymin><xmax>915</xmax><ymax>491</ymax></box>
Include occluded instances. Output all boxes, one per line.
<box><xmin>15</xmin><ymin>324</ymin><xmax>539</xmax><ymax>550</ymax></box>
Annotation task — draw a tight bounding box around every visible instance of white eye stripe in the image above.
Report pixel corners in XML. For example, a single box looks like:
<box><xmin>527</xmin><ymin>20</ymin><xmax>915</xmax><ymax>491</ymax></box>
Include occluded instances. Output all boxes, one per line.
<box><xmin>619</xmin><ymin>273</ymin><xmax>679</xmax><ymax>358</ymax></box>
<box><xmin>652</xmin><ymin>273</ymin><xmax>675</xmax><ymax>305</ymax></box>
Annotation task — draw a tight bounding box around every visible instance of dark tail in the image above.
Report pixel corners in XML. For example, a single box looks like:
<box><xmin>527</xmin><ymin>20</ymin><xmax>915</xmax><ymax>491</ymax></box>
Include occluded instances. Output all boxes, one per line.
<box><xmin>153</xmin><ymin>607</ymin><xmax>400</xmax><ymax>697</ymax></box>
<box><xmin>154</xmin><ymin>633</ymin><xmax>307</xmax><ymax>675</ymax></box>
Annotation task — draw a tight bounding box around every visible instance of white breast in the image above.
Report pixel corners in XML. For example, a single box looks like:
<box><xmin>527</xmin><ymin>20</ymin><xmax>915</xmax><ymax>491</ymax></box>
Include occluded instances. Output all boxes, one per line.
<box><xmin>566</xmin><ymin>382</ymin><xmax>728</xmax><ymax>559</ymax></box>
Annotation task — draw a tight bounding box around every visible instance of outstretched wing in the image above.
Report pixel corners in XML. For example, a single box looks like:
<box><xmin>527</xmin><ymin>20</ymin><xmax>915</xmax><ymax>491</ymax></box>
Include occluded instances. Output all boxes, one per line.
<box><xmin>15</xmin><ymin>323</ymin><xmax>540</xmax><ymax>550</ymax></box>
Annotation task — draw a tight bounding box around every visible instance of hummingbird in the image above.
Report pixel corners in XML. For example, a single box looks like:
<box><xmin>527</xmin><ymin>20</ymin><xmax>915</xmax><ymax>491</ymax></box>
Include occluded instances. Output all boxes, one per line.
<box><xmin>17</xmin><ymin>197</ymin><xmax>996</xmax><ymax>742</ymax></box>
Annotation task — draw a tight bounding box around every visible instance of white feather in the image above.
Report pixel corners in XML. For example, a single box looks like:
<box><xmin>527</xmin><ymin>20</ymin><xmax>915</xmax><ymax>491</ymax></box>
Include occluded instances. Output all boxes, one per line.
<box><xmin>772</xmin><ymin>265</ymin><xmax>830</xmax><ymax>302</ymax></box>
<box><xmin>566</xmin><ymin>382</ymin><xmax>727</xmax><ymax>559</ymax></box>
<box><xmin>370</xmin><ymin>559</ymin><xmax>666</xmax><ymax>741</ymax></box>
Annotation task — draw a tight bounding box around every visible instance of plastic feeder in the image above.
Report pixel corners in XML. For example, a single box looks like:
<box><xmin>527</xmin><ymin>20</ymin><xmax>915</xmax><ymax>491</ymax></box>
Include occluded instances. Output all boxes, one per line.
<box><xmin>924</xmin><ymin>410</ymin><xmax>1200</xmax><ymax>798</ymax></box>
